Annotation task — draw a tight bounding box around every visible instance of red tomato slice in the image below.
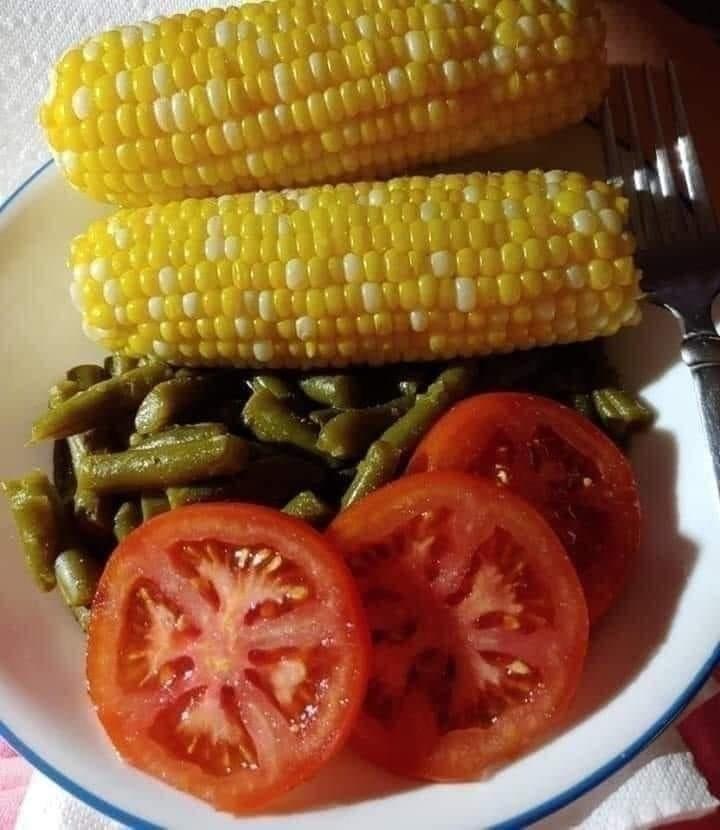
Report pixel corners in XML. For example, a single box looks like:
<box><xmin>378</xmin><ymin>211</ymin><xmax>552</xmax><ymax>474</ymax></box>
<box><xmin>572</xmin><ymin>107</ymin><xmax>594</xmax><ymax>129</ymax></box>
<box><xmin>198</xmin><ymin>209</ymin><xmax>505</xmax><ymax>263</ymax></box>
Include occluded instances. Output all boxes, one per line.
<box><xmin>327</xmin><ymin>472</ymin><xmax>588</xmax><ymax>781</ymax></box>
<box><xmin>87</xmin><ymin>503</ymin><xmax>369</xmax><ymax>813</ymax></box>
<box><xmin>408</xmin><ymin>393</ymin><xmax>641</xmax><ymax>624</ymax></box>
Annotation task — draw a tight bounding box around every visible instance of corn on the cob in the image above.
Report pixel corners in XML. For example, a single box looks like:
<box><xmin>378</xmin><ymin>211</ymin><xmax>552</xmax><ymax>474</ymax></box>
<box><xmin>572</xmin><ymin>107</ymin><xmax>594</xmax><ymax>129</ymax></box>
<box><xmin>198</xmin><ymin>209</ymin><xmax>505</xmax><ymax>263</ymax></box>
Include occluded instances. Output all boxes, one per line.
<box><xmin>42</xmin><ymin>0</ymin><xmax>607</xmax><ymax>207</ymax></box>
<box><xmin>70</xmin><ymin>170</ymin><xmax>641</xmax><ymax>368</ymax></box>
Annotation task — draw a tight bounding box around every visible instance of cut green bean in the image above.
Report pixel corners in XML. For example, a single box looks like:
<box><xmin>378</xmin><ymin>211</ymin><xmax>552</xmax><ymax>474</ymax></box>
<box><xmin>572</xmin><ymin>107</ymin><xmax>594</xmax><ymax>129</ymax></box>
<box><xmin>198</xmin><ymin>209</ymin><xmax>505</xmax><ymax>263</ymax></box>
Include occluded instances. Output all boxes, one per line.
<box><xmin>66</xmin><ymin>429</ymin><xmax>116</xmax><ymax>536</ymax></box>
<box><xmin>77</xmin><ymin>434</ymin><xmax>249</xmax><ymax>493</ymax></box>
<box><xmin>48</xmin><ymin>380</ymin><xmax>80</xmax><ymax>409</ymax></box>
<box><xmin>340</xmin><ymin>442</ymin><xmax>403</xmax><ymax>509</ymax></box>
<box><xmin>592</xmin><ymin>388</ymin><xmax>654</xmax><ymax>436</ymax></box>
<box><xmin>141</xmin><ymin>492</ymin><xmax>171</xmax><ymax>521</ymax></box>
<box><xmin>1</xmin><ymin>472</ymin><xmax>63</xmax><ymax>590</ymax></box>
<box><xmin>104</xmin><ymin>354</ymin><xmax>139</xmax><ymax>376</ymax></box>
<box><xmin>167</xmin><ymin>453</ymin><xmax>326</xmax><ymax>509</ymax></box>
<box><xmin>340</xmin><ymin>365</ymin><xmax>476</xmax><ymax>508</ymax></box>
<box><xmin>250</xmin><ymin>374</ymin><xmax>296</xmax><ymax>400</ymax></box>
<box><xmin>32</xmin><ymin>363</ymin><xmax>172</xmax><ymax>442</ymax></box>
<box><xmin>114</xmin><ymin>501</ymin><xmax>141</xmax><ymax>541</ymax></box>
<box><xmin>282</xmin><ymin>491</ymin><xmax>335</xmax><ymax>527</ymax></box>
<box><xmin>317</xmin><ymin>397</ymin><xmax>413</xmax><ymax>460</ymax></box>
<box><xmin>243</xmin><ymin>389</ymin><xmax>319</xmax><ymax>454</ymax></box>
<box><xmin>66</xmin><ymin>364</ymin><xmax>109</xmax><ymax>389</ymax></box>
<box><xmin>381</xmin><ymin>365</ymin><xmax>476</xmax><ymax>453</ymax></box>
<box><xmin>55</xmin><ymin>549</ymin><xmax>102</xmax><ymax>608</ymax></box>
<box><xmin>134</xmin><ymin>374</ymin><xmax>231</xmax><ymax>434</ymax></box>
<box><xmin>299</xmin><ymin>375</ymin><xmax>363</xmax><ymax>408</ymax></box>
<box><xmin>129</xmin><ymin>423</ymin><xmax>228</xmax><ymax>449</ymax></box>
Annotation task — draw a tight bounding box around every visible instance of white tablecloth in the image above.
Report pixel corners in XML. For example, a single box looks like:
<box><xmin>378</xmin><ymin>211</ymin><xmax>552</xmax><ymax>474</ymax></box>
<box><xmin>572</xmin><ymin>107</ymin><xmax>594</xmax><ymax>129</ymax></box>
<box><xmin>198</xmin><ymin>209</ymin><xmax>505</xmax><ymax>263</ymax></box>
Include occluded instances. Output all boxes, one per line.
<box><xmin>1</xmin><ymin>2</ymin><xmax>718</xmax><ymax>828</ymax></box>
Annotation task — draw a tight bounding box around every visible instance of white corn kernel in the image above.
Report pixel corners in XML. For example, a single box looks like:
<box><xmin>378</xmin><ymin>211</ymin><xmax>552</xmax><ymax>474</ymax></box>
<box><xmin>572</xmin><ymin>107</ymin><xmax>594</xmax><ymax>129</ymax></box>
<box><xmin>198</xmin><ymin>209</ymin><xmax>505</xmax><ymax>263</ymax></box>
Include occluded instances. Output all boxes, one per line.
<box><xmin>286</xmin><ymin>259</ymin><xmax>307</xmax><ymax>289</ymax></box>
<box><xmin>599</xmin><ymin>208</ymin><xmax>623</xmax><ymax>234</ymax></box>
<box><xmin>343</xmin><ymin>253</ymin><xmax>363</xmax><ymax>283</ymax></box>
<box><xmin>205</xmin><ymin>237</ymin><xmax>224</xmax><ymax>262</ymax></box>
<box><xmin>115</xmin><ymin>71</ymin><xmax>132</xmax><ymax>102</ymax></box>
<box><xmin>234</xmin><ymin>317</ymin><xmax>253</xmax><ymax>338</ymax></box>
<box><xmin>296</xmin><ymin>316</ymin><xmax>317</xmax><ymax>341</ymax></box>
<box><xmin>152</xmin><ymin>64</ymin><xmax>173</xmax><ymax>95</ymax></box>
<box><xmin>259</xmin><ymin>291</ymin><xmax>276</xmax><ymax>321</ymax></box>
<box><xmin>90</xmin><ymin>258</ymin><xmax>110</xmax><ymax>281</ymax></box>
<box><xmin>361</xmin><ymin>283</ymin><xmax>382</xmax><ymax>313</ymax></box>
<box><xmin>71</xmin><ymin>87</ymin><xmax>92</xmax><ymax>120</ymax></box>
<box><xmin>103</xmin><ymin>279</ymin><xmax>121</xmax><ymax>305</ymax></box>
<box><xmin>182</xmin><ymin>292</ymin><xmax>200</xmax><ymax>318</ymax></box>
<box><xmin>148</xmin><ymin>297</ymin><xmax>165</xmax><ymax>321</ymax></box>
<box><xmin>253</xmin><ymin>341</ymin><xmax>274</xmax><ymax>362</ymax></box>
<box><xmin>158</xmin><ymin>266</ymin><xmax>178</xmax><ymax>294</ymax></box>
<box><xmin>430</xmin><ymin>251</ymin><xmax>453</xmax><ymax>278</ymax></box>
<box><xmin>455</xmin><ymin>277</ymin><xmax>477</xmax><ymax>311</ymax></box>
<box><xmin>410</xmin><ymin>309</ymin><xmax>428</xmax><ymax>332</ymax></box>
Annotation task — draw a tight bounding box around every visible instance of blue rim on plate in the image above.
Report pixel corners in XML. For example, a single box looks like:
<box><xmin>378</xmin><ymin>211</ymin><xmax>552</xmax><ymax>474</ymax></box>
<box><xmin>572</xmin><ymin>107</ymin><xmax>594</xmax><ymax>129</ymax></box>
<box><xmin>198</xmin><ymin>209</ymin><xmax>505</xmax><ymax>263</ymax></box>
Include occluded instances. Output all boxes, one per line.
<box><xmin>1</xmin><ymin>161</ymin><xmax>719</xmax><ymax>830</ymax></box>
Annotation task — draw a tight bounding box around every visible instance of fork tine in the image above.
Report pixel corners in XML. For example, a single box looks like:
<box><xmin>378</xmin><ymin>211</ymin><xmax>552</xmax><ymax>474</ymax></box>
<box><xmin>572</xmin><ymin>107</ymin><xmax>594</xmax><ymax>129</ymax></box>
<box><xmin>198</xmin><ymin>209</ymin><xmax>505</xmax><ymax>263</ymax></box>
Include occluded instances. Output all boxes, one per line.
<box><xmin>643</xmin><ymin>64</ymin><xmax>689</xmax><ymax>241</ymax></box>
<box><xmin>667</xmin><ymin>60</ymin><xmax>719</xmax><ymax>236</ymax></box>
<box><xmin>601</xmin><ymin>97</ymin><xmax>623</xmax><ymax>183</ymax></box>
<box><xmin>620</xmin><ymin>66</ymin><xmax>662</xmax><ymax>248</ymax></box>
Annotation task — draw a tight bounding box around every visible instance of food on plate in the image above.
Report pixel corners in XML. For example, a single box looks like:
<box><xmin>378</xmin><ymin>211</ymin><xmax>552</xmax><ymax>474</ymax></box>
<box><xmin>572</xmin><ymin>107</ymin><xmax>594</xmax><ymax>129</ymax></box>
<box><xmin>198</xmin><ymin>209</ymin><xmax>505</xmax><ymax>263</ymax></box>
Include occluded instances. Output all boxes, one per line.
<box><xmin>87</xmin><ymin>503</ymin><xmax>369</xmax><ymax>812</ymax></box>
<box><xmin>327</xmin><ymin>471</ymin><xmax>589</xmax><ymax>780</ymax></box>
<box><xmin>69</xmin><ymin>170</ymin><xmax>641</xmax><ymax>368</ymax></box>
<box><xmin>40</xmin><ymin>0</ymin><xmax>608</xmax><ymax>206</ymax></box>
<box><xmin>0</xmin><ymin>0</ymin><xmax>658</xmax><ymax>812</ymax></box>
<box><xmin>408</xmin><ymin>393</ymin><xmax>641</xmax><ymax>622</ymax></box>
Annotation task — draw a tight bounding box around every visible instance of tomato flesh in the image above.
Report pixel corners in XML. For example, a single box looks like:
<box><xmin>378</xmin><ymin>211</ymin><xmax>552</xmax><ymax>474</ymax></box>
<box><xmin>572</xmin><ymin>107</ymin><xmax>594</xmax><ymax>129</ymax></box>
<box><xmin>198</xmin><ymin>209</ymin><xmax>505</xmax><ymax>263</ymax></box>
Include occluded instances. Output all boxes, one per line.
<box><xmin>328</xmin><ymin>472</ymin><xmax>589</xmax><ymax>781</ymax></box>
<box><xmin>87</xmin><ymin>504</ymin><xmax>369</xmax><ymax>813</ymax></box>
<box><xmin>408</xmin><ymin>394</ymin><xmax>641</xmax><ymax>623</ymax></box>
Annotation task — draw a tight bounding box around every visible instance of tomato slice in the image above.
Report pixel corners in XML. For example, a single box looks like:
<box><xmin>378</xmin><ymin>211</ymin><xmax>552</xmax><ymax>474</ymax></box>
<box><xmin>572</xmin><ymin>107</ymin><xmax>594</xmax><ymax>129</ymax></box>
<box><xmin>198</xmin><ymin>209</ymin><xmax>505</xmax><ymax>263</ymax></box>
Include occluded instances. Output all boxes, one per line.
<box><xmin>408</xmin><ymin>393</ymin><xmax>641</xmax><ymax>624</ymax></box>
<box><xmin>87</xmin><ymin>503</ymin><xmax>369</xmax><ymax>813</ymax></box>
<box><xmin>327</xmin><ymin>471</ymin><xmax>588</xmax><ymax>781</ymax></box>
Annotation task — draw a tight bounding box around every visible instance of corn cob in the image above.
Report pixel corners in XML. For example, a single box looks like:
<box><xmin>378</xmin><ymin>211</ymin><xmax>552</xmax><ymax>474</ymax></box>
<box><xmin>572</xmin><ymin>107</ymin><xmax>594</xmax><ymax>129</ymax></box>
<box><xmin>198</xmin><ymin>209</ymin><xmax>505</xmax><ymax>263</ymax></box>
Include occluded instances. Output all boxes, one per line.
<box><xmin>42</xmin><ymin>0</ymin><xmax>607</xmax><ymax>207</ymax></box>
<box><xmin>70</xmin><ymin>171</ymin><xmax>641</xmax><ymax>368</ymax></box>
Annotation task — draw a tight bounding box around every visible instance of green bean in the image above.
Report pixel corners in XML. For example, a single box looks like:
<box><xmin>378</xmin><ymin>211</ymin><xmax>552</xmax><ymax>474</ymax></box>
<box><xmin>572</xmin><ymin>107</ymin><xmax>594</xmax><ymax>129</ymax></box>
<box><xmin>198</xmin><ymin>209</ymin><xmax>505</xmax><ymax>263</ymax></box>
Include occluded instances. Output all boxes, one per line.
<box><xmin>167</xmin><ymin>453</ymin><xmax>326</xmax><ymax>509</ymax></box>
<box><xmin>48</xmin><ymin>380</ymin><xmax>80</xmax><ymax>409</ymax></box>
<box><xmin>381</xmin><ymin>364</ymin><xmax>476</xmax><ymax>453</ymax></box>
<box><xmin>340</xmin><ymin>365</ymin><xmax>476</xmax><ymax>508</ymax></box>
<box><xmin>134</xmin><ymin>374</ymin><xmax>231</xmax><ymax>435</ymax></box>
<box><xmin>1</xmin><ymin>472</ymin><xmax>63</xmax><ymax>590</ymax></box>
<box><xmin>243</xmin><ymin>389</ymin><xmax>319</xmax><ymax>454</ymax></box>
<box><xmin>114</xmin><ymin>501</ymin><xmax>141</xmax><ymax>541</ymax></box>
<box><xmin>77</xmin><ymin>434</ymin><xmax>249</xmax><ymax>493</ymax></box>
<box><xmin>141</xmin><ymin>492</ymin><xmax>171</xmax><ymax>521</ymax></box>
<box><xmin>340</xmin><ymin>442</ymin><xmax>403</xmax><ymax>509</ymax></box>
<box><xmin>66</xmin><ymin>429</ymin><xmax>116</xmax><ymax>536</ymax></box>
<box><xmin>250</xmin><ymin>374</ymin><xmax>296</xmax><ymax>400</ymax></box>
<box><xmin>129</xmin><ymin>423</ymin><xmax>228</xmax><ymax>449</ymax></box>
<box><xmin>73</xmin><ymin>606</ymin><xmax>92</xmax><ymax>632</ymax></box>
<box><xmin>282</xmin><ymin>491</ymin><xmax>335</xmax><ymax>527</ymax></box>
<box><xmin>32</xmin><ymin>363</ymin><xmax>172</xmax><ymax>442</ymax></box>
<box><xmin>104</xmin><ymin>354</ymin><xmax>139</xmax><ymax>376</ymax></box>
<box><xmin>317</xmin><ymin>397</ymin><xmax>413</xmax><ymax>460</ymax></box>
<box><xmin>299</xmin><ymin>375</ymin><xmax>363</xmax><ymax>408</ymax></box>
<box><xmin>592</xmin><ymin>388</ymin><xmax>654</xmax><ymax>436</ymax></box>
<box><xmin>53</xmin><ymin>440</ymin><xmax>76</xmax><ymax>506</ymax></box>
<box><xmin>66</xmin><ymin>364</ymin><xmax>109</xmax><ymax>389</ymax></box>
<box><xmin>54</xmin><ymin>549</ymin><xmax>102</xmax><ymax>608</ymax></box>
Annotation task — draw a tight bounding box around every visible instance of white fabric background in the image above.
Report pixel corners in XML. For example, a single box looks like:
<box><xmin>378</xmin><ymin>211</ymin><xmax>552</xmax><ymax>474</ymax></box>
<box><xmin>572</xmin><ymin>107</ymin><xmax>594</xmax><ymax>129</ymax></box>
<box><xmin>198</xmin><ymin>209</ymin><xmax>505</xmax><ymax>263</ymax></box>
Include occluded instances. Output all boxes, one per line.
<box><xmin>1</xmin><ymin>1</ymin><xmax>718</xmax><ymax>828</ymax></box>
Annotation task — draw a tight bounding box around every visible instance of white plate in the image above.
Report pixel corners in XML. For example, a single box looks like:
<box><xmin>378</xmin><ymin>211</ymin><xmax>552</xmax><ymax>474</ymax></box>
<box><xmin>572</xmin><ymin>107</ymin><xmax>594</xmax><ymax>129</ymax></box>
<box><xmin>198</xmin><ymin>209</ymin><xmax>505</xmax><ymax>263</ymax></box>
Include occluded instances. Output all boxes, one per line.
<box><xmin>1</xmin><ymin>128</ymin><xmax>719</xmax><ymax>830</ymax></box>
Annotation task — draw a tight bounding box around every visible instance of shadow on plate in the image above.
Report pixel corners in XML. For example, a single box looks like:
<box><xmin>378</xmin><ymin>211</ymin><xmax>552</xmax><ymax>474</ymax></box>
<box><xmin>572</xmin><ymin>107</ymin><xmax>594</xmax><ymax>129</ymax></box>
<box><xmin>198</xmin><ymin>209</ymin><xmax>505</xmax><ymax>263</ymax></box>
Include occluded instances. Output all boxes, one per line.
<box><xmin>562</xmin><ymin>423</ymin><xmax>697</xmax><ymax>730</ymax></box>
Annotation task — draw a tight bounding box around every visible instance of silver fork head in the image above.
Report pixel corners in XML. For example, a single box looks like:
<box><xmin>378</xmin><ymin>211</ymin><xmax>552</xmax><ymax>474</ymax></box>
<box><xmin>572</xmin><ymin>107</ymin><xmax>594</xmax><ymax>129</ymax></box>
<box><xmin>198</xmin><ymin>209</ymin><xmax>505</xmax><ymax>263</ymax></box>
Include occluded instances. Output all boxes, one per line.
<box><xmin>601</xmin><ymin>61</ymin><xmax>720</xmax><ymax>318</ymax></box>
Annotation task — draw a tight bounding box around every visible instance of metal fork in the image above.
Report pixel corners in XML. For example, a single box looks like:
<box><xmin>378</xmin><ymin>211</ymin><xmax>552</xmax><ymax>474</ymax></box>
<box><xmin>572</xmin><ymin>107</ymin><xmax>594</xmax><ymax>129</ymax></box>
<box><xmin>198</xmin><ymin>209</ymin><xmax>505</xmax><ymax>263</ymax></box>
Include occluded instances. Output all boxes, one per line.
<box><xmin>602</xmin><ymin>61</ymin><xmax>720</xmax><ymax>490</ymax></box>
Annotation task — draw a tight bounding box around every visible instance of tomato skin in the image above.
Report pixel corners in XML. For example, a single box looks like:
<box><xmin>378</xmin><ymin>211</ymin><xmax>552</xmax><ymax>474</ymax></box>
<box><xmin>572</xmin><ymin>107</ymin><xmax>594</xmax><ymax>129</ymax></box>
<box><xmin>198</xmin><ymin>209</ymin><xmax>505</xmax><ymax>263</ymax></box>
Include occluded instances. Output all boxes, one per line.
<box><xmin>328</xmin><ymin>472</ymin><xmax>589</xmax><ymax>782</ymax></box>
<box><xmin>87</xmin><ymin>503</ymin><xmax>370</xmax><ymax>814</ymax></box>
<box><xmin>408</xmin><ymin>393</ymin><xmax>641</xmax><ymax>624</ymax></box>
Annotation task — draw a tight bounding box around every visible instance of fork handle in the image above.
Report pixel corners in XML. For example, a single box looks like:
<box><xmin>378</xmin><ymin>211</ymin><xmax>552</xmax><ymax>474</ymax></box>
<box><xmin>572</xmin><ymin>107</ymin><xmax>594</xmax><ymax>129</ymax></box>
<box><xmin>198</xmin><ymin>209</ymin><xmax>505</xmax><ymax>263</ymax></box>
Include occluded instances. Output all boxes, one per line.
<box><xmin>681</xmin><ymin>330</ymin><xmax>720</xmax><ymax>489</ymax></box>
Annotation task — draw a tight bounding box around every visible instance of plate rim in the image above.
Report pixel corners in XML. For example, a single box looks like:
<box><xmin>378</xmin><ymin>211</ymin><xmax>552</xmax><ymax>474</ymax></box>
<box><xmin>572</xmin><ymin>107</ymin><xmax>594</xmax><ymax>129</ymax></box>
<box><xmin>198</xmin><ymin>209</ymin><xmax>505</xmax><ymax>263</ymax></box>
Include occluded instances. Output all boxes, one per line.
<box><xmin>1</xmin><ymin>160</ymin><xmax>719</xmax><ymax>830</ymax></box>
